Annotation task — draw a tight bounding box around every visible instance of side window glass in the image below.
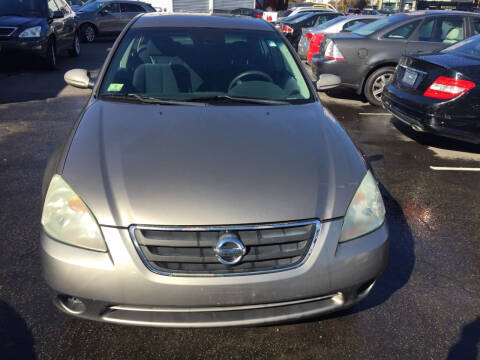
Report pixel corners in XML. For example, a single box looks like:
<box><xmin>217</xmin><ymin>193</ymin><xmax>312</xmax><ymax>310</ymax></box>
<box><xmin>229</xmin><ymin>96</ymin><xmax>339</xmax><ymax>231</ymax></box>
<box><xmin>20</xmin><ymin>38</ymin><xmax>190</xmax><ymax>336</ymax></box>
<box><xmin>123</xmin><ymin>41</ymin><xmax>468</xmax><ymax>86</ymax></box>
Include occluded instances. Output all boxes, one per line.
<box><xmin>473</xmin><ymin>18</ymin><xmax>480</xmax><ymax>35</ymax></box>
<box><xmin>385</xmin><ymin>21</ymin><xmax>419</xmax><ymax>39</ymax></box>
<box><xmin>439</xmin><ymin>17</ymin><xmax>464</xmax><ymax>44</ymax></box>
<box><xmin>48</xmin><ymin>0</ymin><xmax>60</xmax><ymax>12</ymax></box>
<box><xmin>104</xmin><ymin>3</ymin><xmax>121</xmax><ymax>13</ymax></box>
<box><xmin>343</xmin><ymin>20</ymin><xmax>361</xmax><ymax>30</ymax></box>
<box><xmin>418</xmin><ymin>18</ymin><xmax>435</xmax><ymax>41</ymax></box>
<box><xmin>121</xmin><ymin>4</ymin><xmax>145</xmax><ymax>13</ymax></box>
<box><xmin>315</xmin><ymin>16</ymin><xmax>327</xmax><ymax>26</ymax></box>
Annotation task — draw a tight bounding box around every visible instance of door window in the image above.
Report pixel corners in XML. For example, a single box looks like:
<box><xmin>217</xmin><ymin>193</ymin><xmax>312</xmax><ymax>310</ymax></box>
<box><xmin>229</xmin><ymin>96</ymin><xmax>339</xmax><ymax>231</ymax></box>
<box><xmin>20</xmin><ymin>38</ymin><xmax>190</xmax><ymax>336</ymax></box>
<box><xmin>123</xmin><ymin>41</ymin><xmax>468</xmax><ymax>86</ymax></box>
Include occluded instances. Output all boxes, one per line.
<box><xmin>385</xmin><ymin>21</ymin><xmax>420</xmax><ymax>39</ymax></box>
<box><xmin>417</xmin><ymin>17</ymin><xmax>464</xmax><ymax>44</ymax></box>
<box><xmin>103</xmin><ymin>3</ymin><xmax>121</xmax><ymax>12</ymax></box>
<box><xmin>120</xmin><ymin>3</ymin><xmax>146</xmax><ymax>13</ymax></box>
<box><xmin>48</xmin><ymin>0</ymin><xmax>60</xmax><ymax>12</ymax></box>
<box><xmin>472</xmin><ymin>18</ymin><xmax>480</xmax><ymax>35</ymax></box>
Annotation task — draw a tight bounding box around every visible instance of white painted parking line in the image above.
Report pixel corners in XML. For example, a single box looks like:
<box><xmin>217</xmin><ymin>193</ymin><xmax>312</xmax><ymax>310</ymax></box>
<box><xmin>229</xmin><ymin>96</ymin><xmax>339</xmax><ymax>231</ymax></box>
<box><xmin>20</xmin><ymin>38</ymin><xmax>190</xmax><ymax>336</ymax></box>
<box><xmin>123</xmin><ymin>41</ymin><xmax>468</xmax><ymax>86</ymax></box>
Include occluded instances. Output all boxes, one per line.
<box><xmin>359</xmin><ymin>113</ymin><xmax>391</xmax><ymax>116</ymax></box>
<box><xmin>430</xmin><ymin>166</ymin><xmax>480</xmax><ymax>171</ymax></box>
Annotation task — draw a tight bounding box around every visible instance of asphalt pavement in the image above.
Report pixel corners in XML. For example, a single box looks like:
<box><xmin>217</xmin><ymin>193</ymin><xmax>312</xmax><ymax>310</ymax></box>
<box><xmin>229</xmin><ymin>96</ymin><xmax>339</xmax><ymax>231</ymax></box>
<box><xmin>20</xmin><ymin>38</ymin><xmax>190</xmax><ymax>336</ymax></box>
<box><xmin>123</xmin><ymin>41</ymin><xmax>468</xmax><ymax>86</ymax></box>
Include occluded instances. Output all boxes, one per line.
<box><xmin>0</xmin><ymin>41</ymin><xmax>479</xmax><ymax>360</ymax></box>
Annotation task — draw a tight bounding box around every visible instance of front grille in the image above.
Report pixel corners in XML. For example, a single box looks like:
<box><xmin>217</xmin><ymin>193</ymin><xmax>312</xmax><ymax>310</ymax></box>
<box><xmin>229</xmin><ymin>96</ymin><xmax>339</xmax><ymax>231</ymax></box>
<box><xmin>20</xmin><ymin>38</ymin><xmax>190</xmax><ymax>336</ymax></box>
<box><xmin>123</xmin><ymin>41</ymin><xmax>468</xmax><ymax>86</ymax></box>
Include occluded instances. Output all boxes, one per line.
<box><xmin>0</xmin><ymin>27</ymin><xmax>17</xmax><ymax>37</ymax></box>
<box><xmin>130</xmin><ymin>220</ymin><xmax>320</xmax><ymax>276</ymax></box>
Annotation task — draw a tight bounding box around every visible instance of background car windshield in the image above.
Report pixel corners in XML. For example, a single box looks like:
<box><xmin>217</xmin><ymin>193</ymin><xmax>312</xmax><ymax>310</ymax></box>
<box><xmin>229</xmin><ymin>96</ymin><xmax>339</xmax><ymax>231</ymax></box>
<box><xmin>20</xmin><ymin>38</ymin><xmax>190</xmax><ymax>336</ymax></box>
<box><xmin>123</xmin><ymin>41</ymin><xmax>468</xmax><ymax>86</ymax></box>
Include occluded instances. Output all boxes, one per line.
<box><xmin>353</xmin><ymin>15</ymin><xmax>404</xmax><ymax>36</ymax></box>
<box><xmin>312</xmin><ymin>16</ymin><xmax>345</xmax><ymax>31</ymax></box>
<box><xmin>442</xmin><ymin>35</ymin><xmax>480</xmax><ymax>60</ymax></box>
<box><xmin>79</xmin><ymin>1</ymin><xmax>105</xmax><ymax>11</ymax></box>
<box><xmin>290</xmin><ymin>13</ymin><xmax>313</xmax><ymax>24</ymax></box>
<box><xmin>100</xmin><ymin>28</ymin><xmax>312</xmax><ymax>103</ymax></box>
<box><xmin>0</xmin><ymin>0</ymin><xmax>46</xmax><ymax>17</ymax></box>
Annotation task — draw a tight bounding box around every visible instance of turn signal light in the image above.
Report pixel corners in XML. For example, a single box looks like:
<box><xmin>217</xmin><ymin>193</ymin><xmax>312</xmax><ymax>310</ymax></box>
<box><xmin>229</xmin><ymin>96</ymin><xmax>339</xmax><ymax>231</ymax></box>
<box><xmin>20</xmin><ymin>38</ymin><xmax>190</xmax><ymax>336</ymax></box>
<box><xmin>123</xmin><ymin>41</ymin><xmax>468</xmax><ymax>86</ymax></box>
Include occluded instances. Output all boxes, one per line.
<box><xmin>424</xmin><ymin>76</ymin><xmax>475</xmax><ymax>100</ymax></box>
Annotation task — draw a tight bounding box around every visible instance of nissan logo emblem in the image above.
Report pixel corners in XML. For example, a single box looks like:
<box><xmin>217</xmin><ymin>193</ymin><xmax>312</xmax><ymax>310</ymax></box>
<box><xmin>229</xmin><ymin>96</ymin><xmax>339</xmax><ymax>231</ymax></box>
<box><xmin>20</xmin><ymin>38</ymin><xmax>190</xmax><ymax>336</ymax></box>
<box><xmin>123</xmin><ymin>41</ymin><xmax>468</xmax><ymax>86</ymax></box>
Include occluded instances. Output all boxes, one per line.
<box><xmin>214</xmin><ymin>234</ymin><xmax>246</xmax><ymax>265</ymax></box>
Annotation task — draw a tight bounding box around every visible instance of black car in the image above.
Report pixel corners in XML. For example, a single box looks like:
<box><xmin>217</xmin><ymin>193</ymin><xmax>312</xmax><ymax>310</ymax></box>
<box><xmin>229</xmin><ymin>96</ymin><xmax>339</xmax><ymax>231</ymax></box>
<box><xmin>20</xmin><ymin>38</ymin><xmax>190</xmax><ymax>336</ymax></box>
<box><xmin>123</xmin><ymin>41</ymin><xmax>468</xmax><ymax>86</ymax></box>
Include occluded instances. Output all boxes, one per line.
<box><xmin>312</xmin><ymin>11</ymin><xmax>480</xmax><ymax>106</ymax></box>
<box><xmin>275</xmin><ymin>12</ymin><xmax>343</xmax><ymax>50</ymax></box>
<box><xmin>230</xmin><ymin>8</ymin><xmax>264</xmax><ymax>19</ymax></box>
<box><xmin>383</xmin><ymin>35</ymin><xmax>480</xmax><ymax>144</ymax></box>
<box><xmin>0</xmin><ymin>0</ymin><xmax>80</xmax><ymax>69</ymax></box>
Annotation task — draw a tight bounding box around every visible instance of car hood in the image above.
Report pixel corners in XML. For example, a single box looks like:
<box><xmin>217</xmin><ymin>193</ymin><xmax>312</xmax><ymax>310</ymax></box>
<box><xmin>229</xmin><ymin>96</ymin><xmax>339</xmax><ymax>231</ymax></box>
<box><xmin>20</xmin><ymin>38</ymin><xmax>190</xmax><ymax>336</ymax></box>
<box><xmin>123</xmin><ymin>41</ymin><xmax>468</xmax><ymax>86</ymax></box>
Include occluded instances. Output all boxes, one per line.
<box><xmin>62</xmin><ymin>101</ymin><xmax>366</xmax><ymax>227</ymax></box>
<box><xmin>0</xmin><ymin>16</ymin><xmax>43</xmax><ymax>28</ymax></box>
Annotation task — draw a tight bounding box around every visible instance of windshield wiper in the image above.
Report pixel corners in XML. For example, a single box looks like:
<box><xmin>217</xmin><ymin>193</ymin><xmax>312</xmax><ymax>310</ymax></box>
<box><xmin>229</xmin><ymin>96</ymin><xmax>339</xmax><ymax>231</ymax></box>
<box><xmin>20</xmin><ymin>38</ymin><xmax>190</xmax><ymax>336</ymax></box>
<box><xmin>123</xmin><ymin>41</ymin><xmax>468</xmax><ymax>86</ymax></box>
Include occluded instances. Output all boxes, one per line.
<box><xmin>186</xmin><ymin>95</ymin><xmax>289</xmax><ymax>105</ymax></box>
<box><xmin>101</xmin><ymin>93</ymin><xmax>206</xmax><ymax>106</ymax></box>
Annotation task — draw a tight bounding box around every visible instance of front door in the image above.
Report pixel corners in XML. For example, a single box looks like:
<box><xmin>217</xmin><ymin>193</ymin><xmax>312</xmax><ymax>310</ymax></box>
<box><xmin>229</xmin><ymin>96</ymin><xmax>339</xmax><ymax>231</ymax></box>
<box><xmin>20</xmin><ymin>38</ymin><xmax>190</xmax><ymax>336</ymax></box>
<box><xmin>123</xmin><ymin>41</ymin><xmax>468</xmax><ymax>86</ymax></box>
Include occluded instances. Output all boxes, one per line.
<box><xmin>96</xmin><ymin>2</ymin><xmax>122</xmax><ymax>34</ymax></box>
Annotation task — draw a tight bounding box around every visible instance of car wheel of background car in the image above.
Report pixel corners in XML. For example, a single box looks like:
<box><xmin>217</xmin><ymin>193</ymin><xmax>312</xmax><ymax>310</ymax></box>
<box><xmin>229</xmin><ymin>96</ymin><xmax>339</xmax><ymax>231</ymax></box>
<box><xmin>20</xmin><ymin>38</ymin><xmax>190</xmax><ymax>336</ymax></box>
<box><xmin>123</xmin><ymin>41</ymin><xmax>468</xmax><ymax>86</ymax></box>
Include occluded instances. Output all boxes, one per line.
<box><xmin>364</xmin><ymin>66</ymin><xmax>395</xmax><ymax>107</ymax></box>
<box><xmin>69</xmin><ymin>32</ymin><xmax>81</xmax><ymax>57</ymax></box>
<box><xmin>81</xmin><ymin>24</ymin><xmax>96</xmax><ymax>43</ymax></box>
<box><xmin>44</xmin><ymin>39</ymin><xmax>57</xmax><ymax>70</ymax></box>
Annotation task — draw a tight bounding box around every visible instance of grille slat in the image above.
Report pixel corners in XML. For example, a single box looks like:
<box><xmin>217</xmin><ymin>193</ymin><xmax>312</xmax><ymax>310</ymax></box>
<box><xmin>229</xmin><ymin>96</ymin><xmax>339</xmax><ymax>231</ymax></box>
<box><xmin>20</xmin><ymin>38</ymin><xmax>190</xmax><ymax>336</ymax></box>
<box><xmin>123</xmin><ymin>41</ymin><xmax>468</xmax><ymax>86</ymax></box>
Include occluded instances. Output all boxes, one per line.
<box><xmin>131</xmin><ymin>221</ymin><xmax>320</xmax><ymax>276</ymax></box>
<box><xmin>0</xmin><ymin>27</ymin><xmax>17</xmax><ymax>37</ymax></box>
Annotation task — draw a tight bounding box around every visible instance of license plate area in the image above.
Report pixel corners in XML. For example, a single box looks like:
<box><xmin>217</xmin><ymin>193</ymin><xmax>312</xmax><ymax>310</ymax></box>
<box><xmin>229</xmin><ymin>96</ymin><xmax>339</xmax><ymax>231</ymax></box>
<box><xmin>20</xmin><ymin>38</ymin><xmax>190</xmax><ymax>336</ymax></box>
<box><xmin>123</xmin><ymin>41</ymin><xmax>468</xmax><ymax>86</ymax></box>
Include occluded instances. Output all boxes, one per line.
<box><xmin>402</xmin><ymin>68</ymin><xmax>418</xmax><ymax>88</ymax></box>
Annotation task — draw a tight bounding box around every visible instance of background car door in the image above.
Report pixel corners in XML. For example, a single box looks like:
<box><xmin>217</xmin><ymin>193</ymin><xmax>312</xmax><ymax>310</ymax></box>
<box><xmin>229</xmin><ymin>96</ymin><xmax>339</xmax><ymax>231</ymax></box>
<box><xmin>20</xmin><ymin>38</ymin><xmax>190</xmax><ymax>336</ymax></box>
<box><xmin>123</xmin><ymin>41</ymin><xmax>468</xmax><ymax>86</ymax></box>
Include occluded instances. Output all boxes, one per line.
<box><xmin>54</xmin><ymin>0</ymin><xmax>76</xmax><ymax>49</ymax></box>
<box><xmin>405</xmin><ymin>16</ymin><xmax>467</xmax><ymax>56</ymax></box>
<box><xmin>96</xmin><ymin>2</ymin><xmax>122</xmax><ymax>34</ymax></box>
<box><xmin>47</xmin><ymin>0</ymin><xmax>67</xmax><ymax>49</ymax></box>
<box><xmin>119</xmin><ymin>3</ymin><xmax>148</xmax><ymax>27</ymax></box>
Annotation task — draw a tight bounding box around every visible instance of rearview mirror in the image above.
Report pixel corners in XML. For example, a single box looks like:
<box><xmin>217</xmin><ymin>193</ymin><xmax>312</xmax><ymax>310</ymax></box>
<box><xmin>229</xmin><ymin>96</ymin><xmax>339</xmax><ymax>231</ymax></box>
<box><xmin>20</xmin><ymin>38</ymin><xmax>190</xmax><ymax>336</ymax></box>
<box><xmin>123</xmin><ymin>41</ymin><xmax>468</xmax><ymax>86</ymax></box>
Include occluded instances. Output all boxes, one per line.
<box><xmin>64</xmin><ymin>69</ymin><xmax>94</xmax><ymax>89</ymax></box>
<box><xmin>316</xmin><ymin>74</ymin><xmax>341</xmax><ymax>92</ymax></box>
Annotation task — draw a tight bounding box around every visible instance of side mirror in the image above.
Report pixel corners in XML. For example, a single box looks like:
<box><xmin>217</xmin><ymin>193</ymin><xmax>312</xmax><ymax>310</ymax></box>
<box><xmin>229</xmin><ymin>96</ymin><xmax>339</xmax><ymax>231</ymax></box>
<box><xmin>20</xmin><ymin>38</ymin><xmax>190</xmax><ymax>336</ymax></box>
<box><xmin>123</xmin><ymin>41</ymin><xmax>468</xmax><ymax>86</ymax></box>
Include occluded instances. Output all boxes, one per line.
<box><xmin>52</xmin><ymin>10</ymin><xmax>64</xmax><ymax>19</ymax></box>
<box><xmin>99</xmin><ymin>9</ymin><xmax>109</xmax><ymax>16</ymax></box>
<box><xmin>316</xmin><ymin>74</ymin><xmax>341</xmax><ymax>91</ymax></box>
<box><xmin>64</xmin><ymin>69</ymin><xmax>94</xmax><ymax>89</ymax></box>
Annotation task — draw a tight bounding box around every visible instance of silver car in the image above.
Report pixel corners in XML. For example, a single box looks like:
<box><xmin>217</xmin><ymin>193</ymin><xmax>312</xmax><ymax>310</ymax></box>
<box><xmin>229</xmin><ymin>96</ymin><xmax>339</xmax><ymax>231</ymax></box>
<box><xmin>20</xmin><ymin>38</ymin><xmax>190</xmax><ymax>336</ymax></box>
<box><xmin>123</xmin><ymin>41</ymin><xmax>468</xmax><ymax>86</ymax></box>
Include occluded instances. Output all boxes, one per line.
<box><xmin>41</xmin><ymin>14</ymin><xmax>388</xmax><ymax>327</ymax></box>
<box><xmin>297</xmin><ymin>15</ymin><xmax>383</xmax><ymax>60</ymax></box>
<box><xmin>75</xmin><ymin>0</ymin><xmax>155</xmax><ymax>42</ymax></box>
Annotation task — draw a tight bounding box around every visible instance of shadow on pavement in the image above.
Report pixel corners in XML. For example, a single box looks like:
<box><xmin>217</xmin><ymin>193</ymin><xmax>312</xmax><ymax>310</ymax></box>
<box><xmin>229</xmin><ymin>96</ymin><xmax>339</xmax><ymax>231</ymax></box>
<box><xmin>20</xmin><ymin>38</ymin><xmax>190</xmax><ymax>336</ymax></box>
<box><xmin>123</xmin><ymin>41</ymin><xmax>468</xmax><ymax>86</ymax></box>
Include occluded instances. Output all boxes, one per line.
<box><xmin>324</xmin><ymin>87</ymin><xmax>366</xmax><ymax>102</ymax></box>
<box><xmin>447</xmin><ymin>317</ymin><xmax>480</xmax><ymax>360</ymax></box>
<box><xmin>391</xmin><ymin>118</ymin><xmax>480</xmax><ymax>154</ymax></box>
<box><xmin>0</xmin><ymin>301</ymin><xmax>35</xmax><ymax>360</ymax></box>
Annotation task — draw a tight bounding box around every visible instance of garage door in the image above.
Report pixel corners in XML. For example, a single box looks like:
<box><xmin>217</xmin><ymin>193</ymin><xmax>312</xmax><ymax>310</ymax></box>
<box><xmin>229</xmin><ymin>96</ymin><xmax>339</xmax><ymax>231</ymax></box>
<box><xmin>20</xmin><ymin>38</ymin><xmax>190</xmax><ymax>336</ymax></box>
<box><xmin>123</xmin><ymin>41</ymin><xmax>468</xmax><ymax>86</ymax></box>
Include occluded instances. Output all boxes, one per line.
<box><xmin>213</xmin><ymin>0</ymin><xmax>255</xmax><ymax>10</ymax></box>
<box><xmin>173</xmin><ymin>0</ymin><xmax>210</xmax><ymax>13</ymax></box>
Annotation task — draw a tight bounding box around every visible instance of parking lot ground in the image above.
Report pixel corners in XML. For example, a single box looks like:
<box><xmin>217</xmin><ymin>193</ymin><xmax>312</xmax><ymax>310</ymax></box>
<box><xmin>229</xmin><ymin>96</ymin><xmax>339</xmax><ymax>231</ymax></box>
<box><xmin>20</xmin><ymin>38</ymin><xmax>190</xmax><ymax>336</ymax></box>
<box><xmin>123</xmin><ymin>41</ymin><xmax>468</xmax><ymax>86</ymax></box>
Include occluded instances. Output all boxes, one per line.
<box><xmin>0</xmin><ymin>41</ymin><xmax>479</xmax><ymax>359</ymax></box>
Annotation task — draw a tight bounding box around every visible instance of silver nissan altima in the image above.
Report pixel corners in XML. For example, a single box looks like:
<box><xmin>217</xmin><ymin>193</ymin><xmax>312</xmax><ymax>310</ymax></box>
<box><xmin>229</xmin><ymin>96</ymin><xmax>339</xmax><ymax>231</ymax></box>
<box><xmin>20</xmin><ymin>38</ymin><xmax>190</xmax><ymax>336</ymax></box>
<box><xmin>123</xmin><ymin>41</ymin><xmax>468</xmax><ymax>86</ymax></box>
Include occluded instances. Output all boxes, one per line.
<box><xmin>41</xmin><ymin>13</ymin><xmax>388</xmax><ymax>327</ymax></box>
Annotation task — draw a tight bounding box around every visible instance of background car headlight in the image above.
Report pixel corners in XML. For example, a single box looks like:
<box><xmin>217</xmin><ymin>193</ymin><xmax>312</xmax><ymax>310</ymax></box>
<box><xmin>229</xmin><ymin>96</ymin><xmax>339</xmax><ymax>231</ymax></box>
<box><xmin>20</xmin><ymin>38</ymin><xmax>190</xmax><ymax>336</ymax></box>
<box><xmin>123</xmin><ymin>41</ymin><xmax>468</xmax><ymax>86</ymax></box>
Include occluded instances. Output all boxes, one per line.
<box><xmin>19</xmin><ymin>26</ymin><xmax>42</xmax><ymax>38</ymax></box>
<box><xmin>339</xmin><ymin>170</ymin><xmax>386</xmax><ymax>242</ymax></box>
<box><xmin>41</xmin><ymin>175</ymin><xmax>107</xmax><ymax>251</ymax></box>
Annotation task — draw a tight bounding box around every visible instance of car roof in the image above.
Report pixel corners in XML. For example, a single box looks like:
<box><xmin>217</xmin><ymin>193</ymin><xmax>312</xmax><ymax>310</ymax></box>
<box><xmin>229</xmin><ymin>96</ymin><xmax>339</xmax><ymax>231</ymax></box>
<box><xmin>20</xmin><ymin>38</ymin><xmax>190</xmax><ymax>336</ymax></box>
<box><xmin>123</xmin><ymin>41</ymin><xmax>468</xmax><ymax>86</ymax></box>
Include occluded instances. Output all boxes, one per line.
<box><xmin>406</xmin><ymin>10</ymin><xmax>480</xmax><ymax>17</ymax></box>
<box><xmin>133</xmin><ymin>13</ymin><xmax>275</xmax><ymax>31</ymax></box>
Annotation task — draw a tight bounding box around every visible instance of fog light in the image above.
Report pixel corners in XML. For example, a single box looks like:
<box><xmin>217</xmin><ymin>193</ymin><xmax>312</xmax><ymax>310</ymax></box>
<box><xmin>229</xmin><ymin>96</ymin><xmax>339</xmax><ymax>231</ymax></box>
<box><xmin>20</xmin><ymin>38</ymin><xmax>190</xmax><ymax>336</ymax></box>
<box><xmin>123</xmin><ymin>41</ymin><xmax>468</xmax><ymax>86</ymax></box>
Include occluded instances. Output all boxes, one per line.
<box><xmin>58</xmin><ymin>295</ymin><xmax>86</xmax><ymax>314</ymax></box>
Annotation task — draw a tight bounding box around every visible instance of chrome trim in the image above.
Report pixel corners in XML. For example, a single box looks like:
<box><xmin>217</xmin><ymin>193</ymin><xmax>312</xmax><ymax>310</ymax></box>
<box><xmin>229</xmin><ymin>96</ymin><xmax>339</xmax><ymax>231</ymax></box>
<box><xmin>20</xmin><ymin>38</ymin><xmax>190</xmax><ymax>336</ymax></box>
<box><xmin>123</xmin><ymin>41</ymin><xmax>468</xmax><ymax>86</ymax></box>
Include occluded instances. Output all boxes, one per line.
<box><xmin>128</xmin><ymin>220</ymin><xmax>322</xmax><ymax>277</ymax></box>
<box><xmin>0</xmin><ymin>27</ymin><xmax>17</xmax><ymax>37</ymax></box>
<box><xmin>108</xmin><ymin>293</ymin><xmax>336</xmax><ymax>313</ymax></box>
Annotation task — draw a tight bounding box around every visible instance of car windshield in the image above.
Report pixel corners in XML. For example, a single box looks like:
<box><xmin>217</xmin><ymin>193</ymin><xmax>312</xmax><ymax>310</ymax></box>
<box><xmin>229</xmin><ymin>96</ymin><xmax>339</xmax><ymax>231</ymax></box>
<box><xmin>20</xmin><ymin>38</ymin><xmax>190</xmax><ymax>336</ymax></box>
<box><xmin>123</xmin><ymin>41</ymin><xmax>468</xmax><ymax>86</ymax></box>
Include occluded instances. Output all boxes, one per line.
<box><xmin>78</xmin><ymin>1</ymin><xmax>105</xmax><ymax>12</ymax></box>
<box><xmin>353</xmin><ymin>14</ymin><xmax>405</xmax><ymax>36</ymax></box>
<box><xmin>100</xmin><ymin>27</ymin><xmax>313</xmax><ymax>104</ymax></box>
<box><xmin>311</xmin><ymin>16</ymin><xmax>345</xmax><ymax>31</ymax></box>
<box><xmin>441</xmin><ymin>35</ymin><xmax>480</xmax><ymax>60</ymax></box>
<box><xmin>289</xmin><ymin>13</ymin><xmax>314</xmax><ymax>24</ymax></box>
<box><xmin>0</xmin><ymin>0</ymin><xmax>47</xmax><ymax>17</ymax></box>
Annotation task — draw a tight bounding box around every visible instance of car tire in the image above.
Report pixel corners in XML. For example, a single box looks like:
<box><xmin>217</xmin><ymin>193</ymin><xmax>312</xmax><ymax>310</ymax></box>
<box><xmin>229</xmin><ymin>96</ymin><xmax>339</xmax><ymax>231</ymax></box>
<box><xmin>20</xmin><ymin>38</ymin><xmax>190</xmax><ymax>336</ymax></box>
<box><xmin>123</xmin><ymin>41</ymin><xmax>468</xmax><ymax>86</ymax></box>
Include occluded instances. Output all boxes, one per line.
<box><xmin>80</xmin><ymin>24</ymin><xmax>96</xmax><ymax>43</ymax></box>
<box><xmin>364</xmin><ymin>66</ymin><xmax>395</xmax><ymax>107</ymax></box>
<box><xmin>44</xmin><ymin>39</ymin><xmax>57</xmax><ymax>70</ymax></box>
<box><xmin>69</xmin><ymin>32</ymin><xmax>81</xmax><ymax>57</ymax></box>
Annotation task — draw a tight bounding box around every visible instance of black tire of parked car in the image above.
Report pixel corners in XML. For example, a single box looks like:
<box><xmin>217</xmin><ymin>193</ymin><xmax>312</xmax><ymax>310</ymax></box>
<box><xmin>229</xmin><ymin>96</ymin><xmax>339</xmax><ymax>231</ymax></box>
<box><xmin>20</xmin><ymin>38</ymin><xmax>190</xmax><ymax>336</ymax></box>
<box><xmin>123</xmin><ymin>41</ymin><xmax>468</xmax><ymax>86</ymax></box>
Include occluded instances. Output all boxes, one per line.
<box><xmin>69</xmin><ymin>32</ymin><xmax>81</xmax><ymax>57</ymax></box>
<box><xmin>44</xmin><ymin>38</ymin><xmax>57</xmax><ymax>70</ymax></box>
<box><xmin>364</xmin><ymin>66</ymin><xmax>395</xmax><ymax>107</ymax></box>
<box><xmin>80</xmin><ymin>23</ymin><xmax>96</xmax><ymax>43</ymax></box>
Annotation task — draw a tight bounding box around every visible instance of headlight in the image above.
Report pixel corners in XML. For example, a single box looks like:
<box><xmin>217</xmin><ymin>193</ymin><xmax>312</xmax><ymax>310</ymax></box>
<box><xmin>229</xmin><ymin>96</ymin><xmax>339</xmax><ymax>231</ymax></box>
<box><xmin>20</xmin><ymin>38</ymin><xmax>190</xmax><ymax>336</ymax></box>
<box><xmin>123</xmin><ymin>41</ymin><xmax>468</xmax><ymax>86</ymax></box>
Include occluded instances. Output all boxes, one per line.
<box><xmin>41</xmin><ymin>175</ymin><xmax>107</xmax><ymax>252</ymax></box>
<box><xmin>339</xmin><ymin>170</ymin><xmax>386</xmax><ymax>242</ymax></box>
<box><xmin>19</xmin><ymin>26</ymin><xmax>42</xmax><ymax>38</ymax></box>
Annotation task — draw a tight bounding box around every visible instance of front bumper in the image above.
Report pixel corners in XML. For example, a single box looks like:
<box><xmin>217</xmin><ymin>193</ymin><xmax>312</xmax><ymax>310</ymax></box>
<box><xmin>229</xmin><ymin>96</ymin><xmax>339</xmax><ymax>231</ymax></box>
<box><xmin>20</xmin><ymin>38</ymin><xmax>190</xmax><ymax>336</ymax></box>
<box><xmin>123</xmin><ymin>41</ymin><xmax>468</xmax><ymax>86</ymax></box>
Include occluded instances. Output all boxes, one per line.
<box><xmin>382</xmin><ymin>86</ymin><xmax>480</xmax><ymax>144</ymax></box>
<box><xmin>0</xmin><ymin>37</ymin><xmax>48</xmax><ymax>57</ymax></box>
<box><xmin>41</xmin><ymin>219</ymin><xmax>389</xmax><ymax>327</ymax></box>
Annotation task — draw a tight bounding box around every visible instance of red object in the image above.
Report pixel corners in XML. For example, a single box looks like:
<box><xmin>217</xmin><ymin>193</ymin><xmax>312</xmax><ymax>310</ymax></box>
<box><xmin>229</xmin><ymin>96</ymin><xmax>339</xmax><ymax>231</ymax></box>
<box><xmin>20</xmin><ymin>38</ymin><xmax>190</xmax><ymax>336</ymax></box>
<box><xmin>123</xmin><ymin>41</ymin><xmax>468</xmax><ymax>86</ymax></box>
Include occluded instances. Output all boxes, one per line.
<box><xmin>307</xmin><ymin>33</ymin><xmax>325</xmax><ymax>62</ymax></box>
<box><xmin>305</xmin><ymin>32</ymin><xmax>313</xmax><ymax>40</ymax></box>
<box><xmin>254</xmin><ymin>13</ymin><xmax>263</xmax><ymax>18</ymax></box>
<box><xmin>267</xmin><ymin>15</ymin><xmax>273</xmax><ymax>21</ymax></box>
<box><xmin>283</xmin><ymin>25</ymin><xmax>294</xmax><ymax>34</ymax></box>
<box><xmin>423</xmin><ymin>76</ymin><xmax>475</xmax><ymax>100</ymax></box>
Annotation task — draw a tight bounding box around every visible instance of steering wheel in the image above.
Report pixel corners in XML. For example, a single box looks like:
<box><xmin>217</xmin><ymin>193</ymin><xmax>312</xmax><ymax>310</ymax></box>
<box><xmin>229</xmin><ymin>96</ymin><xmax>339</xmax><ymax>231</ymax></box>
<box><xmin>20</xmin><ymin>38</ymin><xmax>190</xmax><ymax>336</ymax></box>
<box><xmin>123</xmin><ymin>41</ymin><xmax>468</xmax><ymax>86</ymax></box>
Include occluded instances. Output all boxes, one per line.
<box><xmin>228</xmin><ymin>71</ymin><xmax>274</xmax><ymax>92</ymax></box>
